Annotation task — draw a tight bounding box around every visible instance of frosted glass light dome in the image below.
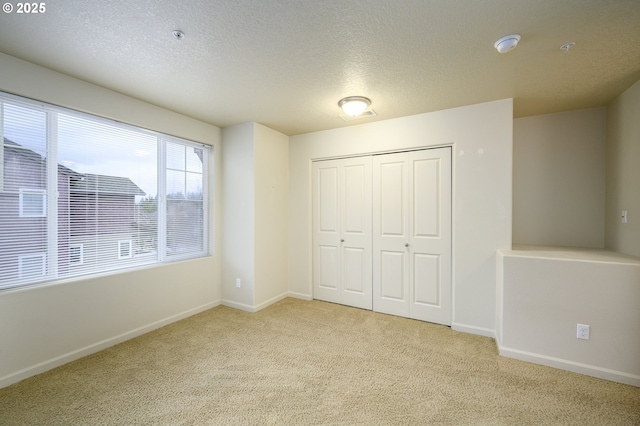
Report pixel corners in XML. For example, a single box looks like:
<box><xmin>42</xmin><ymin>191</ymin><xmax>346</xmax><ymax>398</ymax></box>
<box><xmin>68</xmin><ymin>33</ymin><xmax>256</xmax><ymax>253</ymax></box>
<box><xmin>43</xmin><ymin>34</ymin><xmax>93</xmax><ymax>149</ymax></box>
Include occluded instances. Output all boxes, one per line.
<box><xmin>338</xmin><ymin>96</ymin><xmax>371</xmax><ymax>116</ymax></box>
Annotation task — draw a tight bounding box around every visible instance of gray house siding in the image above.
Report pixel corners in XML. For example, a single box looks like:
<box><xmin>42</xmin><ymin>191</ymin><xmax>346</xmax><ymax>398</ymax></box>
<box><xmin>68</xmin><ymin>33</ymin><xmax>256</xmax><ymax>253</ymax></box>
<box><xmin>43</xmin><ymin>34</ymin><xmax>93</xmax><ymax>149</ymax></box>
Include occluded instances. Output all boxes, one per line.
<box><xmin>1</xmin><ymin>139</ymin><xmax>148</xmax><ymax>286</ymax></box>
<box><xmin>1</xmin><ymin>141</ymin><xmax>53</xmax><ymax>281</ymax></box>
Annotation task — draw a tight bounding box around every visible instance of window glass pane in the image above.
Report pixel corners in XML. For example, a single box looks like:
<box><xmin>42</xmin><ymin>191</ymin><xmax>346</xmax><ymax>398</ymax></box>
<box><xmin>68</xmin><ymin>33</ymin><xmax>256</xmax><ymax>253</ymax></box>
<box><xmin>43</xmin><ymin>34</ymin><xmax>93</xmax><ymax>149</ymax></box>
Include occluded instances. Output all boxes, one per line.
<box><xmin>18</xmin><ymin>254</ymin><xmax>46</xmax><ymax>278</ymax></box>
<box><xmin>165</xmin><ymin>138</ymin><xmax>206</xmax><ymax>259</ymax></box>
<box><xmin>1</xmin><ymin>101</ymin><xmax>49</xmax><ymax>289</ymax></box>
<box><xmin>186</xmin><ymin>147</ymin><xmax>203</xmax><ymax>173</ymax></box>
<box><xmin>186</xmin><ymin>172</ymin><xmax>203</xmax><ymax>200</ymax></box>
<box><xmin>20</xmin><ymin>190</ymin><xmax>46</xmax><ymax>217</ymax></box>
<box><xmin>2</xmin><ymin>103</ymin><xmax>48</xmax><ymax>191</ymax></box>
<box><xmin>167</xmin><ymin>199</ymin><xmax>204</xmax><ymax>255</ymax></box>
<box><xmin>166</xmin><ymin>169</ymin><xmax>185</xmax><ymax>199</ymax></box>
<box><xmin>57</xmin><ymin>113</ymin><xmax>158</xmax><ymax>278</ymax></box>
<box><xmin>3</xmin><ymin>103</ymin><xmax>47</xmax><ymax>153</ymax></box>
<box><xmin>69</xmin><ymin>244</ymin><xmax>83</xmax><ymax>265</ymax></box>
<box><xmin>166</xmin><ymin>142</ymin><xmax>184</xmax><ymax>171</ymax></box>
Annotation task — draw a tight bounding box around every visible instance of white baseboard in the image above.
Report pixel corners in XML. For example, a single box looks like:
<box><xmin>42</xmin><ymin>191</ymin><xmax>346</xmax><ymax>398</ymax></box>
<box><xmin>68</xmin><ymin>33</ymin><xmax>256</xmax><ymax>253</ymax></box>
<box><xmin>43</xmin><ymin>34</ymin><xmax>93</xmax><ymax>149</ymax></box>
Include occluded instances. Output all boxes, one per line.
<box><xmin>220</xmin><ymin>299</ymin><xmax>255</xmax><ymax>312</ymax></box>
<box><xmin>0</xmin><ymin>300</ymin><xmax>221</xmax><ymax>390</ymax></box>
<box><xmin>221</xmin><ymin>292</ymin><xmax>291</xmax><ymax>313</ymax></box>
<box><xmin>287</xmin><ymin>291</ymin><xmax>313</xmax><ymax>301</ymax></box>
<box><xmin>498</xmin><ymin>344</ymin><xmax>640</xmax><ymax>387</ymax></box>
<box><xmin>451</xmin><ymin>322</ymin><xmax>496</xmax><ymax>339</ymax></box>
<box><xmin>255</xmin><ymin>292</ymin><xmax>289</xmax><ymax>311</ymax></box>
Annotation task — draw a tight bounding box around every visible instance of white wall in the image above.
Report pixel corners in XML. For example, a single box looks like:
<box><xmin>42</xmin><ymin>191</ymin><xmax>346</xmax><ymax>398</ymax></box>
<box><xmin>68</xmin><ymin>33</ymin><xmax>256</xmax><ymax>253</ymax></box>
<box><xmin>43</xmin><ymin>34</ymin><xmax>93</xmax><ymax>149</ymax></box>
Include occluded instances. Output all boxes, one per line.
<box><xmin>497</xmin><ymin>248</ymin><xmax>640</xmax><ymax>386</ymax></box>
<box><xmin>221</xmin><ymin>123</ymin><xmax>256</xmax><ymax>308</ymax></box>
<box><xmin>221</xmin><ymin>122</ymin><xmax>289</xmax><ymax>311</ymax></box>
<box><xmin>513</xmin><ymin>108</ymin><xmax>607</xmax><ymax>248</ymax></box>
<box><xmin>254</xmin><ymin>124</ymin><xmax>289</xmax><ymax>308</ymax></box>
<box><xmin>497</xmin><ymin>84</ymin><xmax>640</xmax><ymax>386</ymax></box>
<box><xmin>606</xmin><ymin>80</ymin><xmax>640</xmax><ymax>257</ymax></box>
<box><xmin>289</xmin><ymin>99</ymin><xmax>513</xmax><ymax>334</ymax></box>
<box><xmin>0</xmin><ymin>53</ymin><xmax>222</xmax><ymax>388</ymax></box>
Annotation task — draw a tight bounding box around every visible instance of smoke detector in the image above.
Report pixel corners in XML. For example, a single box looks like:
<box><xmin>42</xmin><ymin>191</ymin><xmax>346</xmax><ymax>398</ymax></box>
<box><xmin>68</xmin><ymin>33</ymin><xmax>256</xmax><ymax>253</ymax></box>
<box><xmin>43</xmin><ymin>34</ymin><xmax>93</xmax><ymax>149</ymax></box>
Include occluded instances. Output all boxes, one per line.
<box><xmin>494</xmin><ymin>34</ymin><xmax>521</xmax><ymax>53</ymax></box>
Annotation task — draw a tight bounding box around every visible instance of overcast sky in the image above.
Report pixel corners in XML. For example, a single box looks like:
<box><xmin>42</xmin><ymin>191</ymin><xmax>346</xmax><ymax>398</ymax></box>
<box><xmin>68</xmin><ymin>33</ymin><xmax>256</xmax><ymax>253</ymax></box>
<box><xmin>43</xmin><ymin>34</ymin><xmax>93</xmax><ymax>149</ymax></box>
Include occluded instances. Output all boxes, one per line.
<box><xmin>3</xmin><ymin>102</ymin><xmax>203</xmax><ymax>198</ymax></box>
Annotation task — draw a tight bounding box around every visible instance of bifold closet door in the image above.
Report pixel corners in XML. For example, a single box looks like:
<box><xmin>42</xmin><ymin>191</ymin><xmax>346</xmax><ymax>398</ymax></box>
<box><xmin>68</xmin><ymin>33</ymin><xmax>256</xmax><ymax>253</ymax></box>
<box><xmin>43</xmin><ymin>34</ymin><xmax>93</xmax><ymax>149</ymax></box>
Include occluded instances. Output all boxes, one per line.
<box><xmin>312</xmin><ymin>157</ymin><xmax>372</xmax><ymax>310</ymax></box>
<box><xmin>372</xmin><ymin>147</ymin><xmax>452</xmax><ymax>325</ymax></box>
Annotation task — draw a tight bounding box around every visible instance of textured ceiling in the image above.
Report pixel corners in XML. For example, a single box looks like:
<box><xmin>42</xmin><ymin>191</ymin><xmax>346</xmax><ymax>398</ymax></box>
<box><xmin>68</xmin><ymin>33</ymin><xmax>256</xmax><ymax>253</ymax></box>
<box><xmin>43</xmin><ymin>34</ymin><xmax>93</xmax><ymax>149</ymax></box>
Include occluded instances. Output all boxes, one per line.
<box><xmin>0</xmin><ymin>0</ymin><xmax>639</xmax><ymax>136</ymax></box>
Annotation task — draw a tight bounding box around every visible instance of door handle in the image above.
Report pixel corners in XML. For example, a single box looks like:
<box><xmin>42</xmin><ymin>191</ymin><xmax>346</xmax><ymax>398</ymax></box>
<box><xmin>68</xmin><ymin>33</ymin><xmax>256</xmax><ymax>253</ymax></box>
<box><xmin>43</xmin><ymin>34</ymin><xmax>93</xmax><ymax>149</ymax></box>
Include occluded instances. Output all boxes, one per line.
<box><xmin>405</xmin><ymin>243</ymin><xmax>409</xmax><ymax>247</ymax></box>
<box><xmin>340</xmin><ymin>239</ymin><xmax>344</xmax><ymax>243</ymax></box>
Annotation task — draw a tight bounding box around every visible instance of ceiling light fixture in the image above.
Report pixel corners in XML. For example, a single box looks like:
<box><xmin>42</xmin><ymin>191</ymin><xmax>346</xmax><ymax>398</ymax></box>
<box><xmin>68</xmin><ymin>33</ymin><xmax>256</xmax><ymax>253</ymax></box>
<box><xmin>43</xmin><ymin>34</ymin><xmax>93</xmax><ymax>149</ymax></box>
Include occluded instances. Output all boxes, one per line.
<box><xmin>338</xmin><ymin>96</ymin><xmax>372</xmax><ymax>117</ymax></box>
<box><xmin>494</xmin><ymin>34</ymin><xmax>521</xmax><ymax>53</ymax></box>
<box><xmin>172</xmin><ymin>30</ymin><xmax>185</xmax><ymax>40</ymax></box>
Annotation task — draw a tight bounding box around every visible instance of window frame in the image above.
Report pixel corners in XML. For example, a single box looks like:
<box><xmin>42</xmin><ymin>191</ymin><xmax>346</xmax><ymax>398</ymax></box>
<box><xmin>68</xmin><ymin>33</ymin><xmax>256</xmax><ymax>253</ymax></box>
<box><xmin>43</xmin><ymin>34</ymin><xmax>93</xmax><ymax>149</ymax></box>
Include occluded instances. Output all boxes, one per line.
<box><xmin>19</xmin><ymin>188</ymin><xmax>47</xmax><ymax>217</ymax></box>
<box><xmin>18</xmin><ymin>253</ymin><xmax>47</xmax><ymax>278</ymax></box>
<box><xmin>0</xmin><ymin>91</ymin><xmax>211</xmax><ymax>291</ymax></box>
<box><xmin>69</xmin><ymin>244</ymin><xmax>84</xmax><ymax>266</ymax></box>
<box><xmin>117</xmin><ymin>240</ymin><xmax>133</xmax><ymax>260</ymax></box>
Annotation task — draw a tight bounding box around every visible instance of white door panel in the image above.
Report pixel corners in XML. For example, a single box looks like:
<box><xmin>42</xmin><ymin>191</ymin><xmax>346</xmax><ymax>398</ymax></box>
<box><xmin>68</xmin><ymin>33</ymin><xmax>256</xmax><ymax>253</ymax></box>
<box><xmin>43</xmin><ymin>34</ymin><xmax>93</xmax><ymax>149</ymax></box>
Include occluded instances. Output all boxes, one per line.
<box><xmin>413</xmin><ymin>157</ymin><xmax>440</xmax><ymax>237</ymax></box>
<box><xmin>318</xmin><ymin>245</ymin><xmax>339</xmax><ymax>290</ymax></box>
<box><xmin>408</xmin><ymin>148</ymin><xmax>451</xmax><ymax>324</ymax></box>
<box><xmin>342</xmin><ymin>246</ymin><xmax>368</xmax><ymax>308</ymax></box>
<box><xmin>378</xmin><ymin>250</ymin><xmax>408</xmax><ymax>319</ymax></box>
<box><xmin>319</xmin><ymin>167</ymin><xmax>338</xmax><ymax>232</ymax></box>
<box><xmin>340</xmin><ymin>157</ymin><xmax>372</xmax><ymax>309</ymax></box>
<box><xmin>413</xmin><ymin>253</ymin><xmax>440</xmax><ymax>305</ymax></box>
<box><xmin>343</xmin><ymin>247</ymin><xmax>365</xmax><ymax>293</ymax></box>
<box><xmin>373</xmin><ymin>147</ymin><xmax>452</xmax><ymax>325</ymax></box>
<box><xmin>343</xmin><ymin>164</ymin><xmax>366</xmax><ymax>234</ymax></box>
<box><xmin>313</xmin><ymin>157</ymin><xmax>372</xmax><ymax>310</ymax></box>
<box><xmin>373</xmin><ymin>152</ymin><xmax>410</xmax><ymax>317</ymax></box>
<box><xmin>379</xmin><ymin>160</ymin><xmax>406</xmax><ymax>237</ymax></box>
<box><xmin>313</xmin><ymin>163</ymin><xmax>341</xmax><ymax>304</ymax></box>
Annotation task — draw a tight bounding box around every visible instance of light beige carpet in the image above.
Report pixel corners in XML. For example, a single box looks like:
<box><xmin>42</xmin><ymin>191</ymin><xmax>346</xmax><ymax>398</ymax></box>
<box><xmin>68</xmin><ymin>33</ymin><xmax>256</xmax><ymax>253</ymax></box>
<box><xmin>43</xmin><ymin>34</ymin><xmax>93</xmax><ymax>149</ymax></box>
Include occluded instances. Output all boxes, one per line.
<box><xmin>1</xmin><ymin>298</ymin><xmax>638</xmax><ymax>425</ymax></box>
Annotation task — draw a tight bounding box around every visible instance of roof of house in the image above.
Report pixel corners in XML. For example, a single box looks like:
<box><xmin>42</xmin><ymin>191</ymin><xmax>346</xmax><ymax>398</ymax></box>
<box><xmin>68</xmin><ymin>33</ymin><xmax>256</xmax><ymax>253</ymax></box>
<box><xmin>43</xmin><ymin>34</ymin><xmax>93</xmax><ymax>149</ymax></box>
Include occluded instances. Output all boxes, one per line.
<box><xmin>4</xmin><ymin>138</ymin><xmax>146</xmax><ymax>196</ymax></box>
<box><xmin>4</xmin><ymin>138</ymin><xmax>77</xmax><ymax>175</ymax></box>
<box><xmin>69</xmin><ymin>174</ymin><xmax>146</xmax><ymax>196</ymax></box>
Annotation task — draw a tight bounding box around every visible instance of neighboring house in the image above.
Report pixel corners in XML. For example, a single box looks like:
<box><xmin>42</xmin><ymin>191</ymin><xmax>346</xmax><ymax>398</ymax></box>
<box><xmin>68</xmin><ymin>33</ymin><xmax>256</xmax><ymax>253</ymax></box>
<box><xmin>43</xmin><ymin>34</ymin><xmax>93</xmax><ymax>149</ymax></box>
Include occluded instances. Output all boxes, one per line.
<box><xmin>64</xmin><ymin>171</ymin><xmax>149</xmax><ymax>274</ymax></box>
<box><xmin>166</xmin><ymin>194</ymin><xmax>204</xmax><ymax>256</ymax></box>
<box><xmin>1</xmin><ymin>138</ymin><xmax>147</xmax><ymax>283</ymax></box>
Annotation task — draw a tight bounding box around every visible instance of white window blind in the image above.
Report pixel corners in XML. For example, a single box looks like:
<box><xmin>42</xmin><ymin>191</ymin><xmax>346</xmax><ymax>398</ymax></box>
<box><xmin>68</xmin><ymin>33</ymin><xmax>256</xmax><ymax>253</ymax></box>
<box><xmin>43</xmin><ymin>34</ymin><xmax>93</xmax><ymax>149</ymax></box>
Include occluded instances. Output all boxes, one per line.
<box><xmin>0</xmin><ymin>93</ymin><xmax>210</xmax><ymax>290</ymax></box>
<box><xmin>19</xmin><ymin>189</ymin><xmax>46</xmax><ymax>217</ymax></box>
<box><xmin>57</xmin><ymin>112</ymin><xmax>159</xmax><ymax>276</ymax></box>
<box><xmin>0</xmin><ymin>102</ymin><xmax>49</xmax><ymax>288</ymax></box>
<box><xmin>165</xmin><ymin>139</ymin><xmax>206</xmax><ymax>259</ymax></box>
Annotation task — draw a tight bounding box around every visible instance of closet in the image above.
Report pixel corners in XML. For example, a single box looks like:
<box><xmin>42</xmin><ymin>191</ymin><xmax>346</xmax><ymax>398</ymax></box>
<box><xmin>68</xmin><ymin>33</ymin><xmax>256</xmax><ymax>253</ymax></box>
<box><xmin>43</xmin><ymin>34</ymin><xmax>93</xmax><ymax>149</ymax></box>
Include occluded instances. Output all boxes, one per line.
<box><xmin>312</xmin><ymin>147</ymin><xmax>451</xmax><ymax>325</ymax></box>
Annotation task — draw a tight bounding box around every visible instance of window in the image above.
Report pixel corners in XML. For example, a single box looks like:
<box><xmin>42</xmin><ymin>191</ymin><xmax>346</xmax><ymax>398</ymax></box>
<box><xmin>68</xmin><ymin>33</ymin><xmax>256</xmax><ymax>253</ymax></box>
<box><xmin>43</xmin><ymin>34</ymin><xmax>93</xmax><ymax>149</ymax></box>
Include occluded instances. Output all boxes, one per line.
<box><xmin>19</xmin><ymin>189</ymin><xmax>46</xmax><ymax>217</ymax></box>
<box><xmin>18</xmin><ymin>253</ymin><xmax>46</xmax><ymax>278</ymax></box>
<box><xmin>165</xmin><ymin>141</ymin><xmax>206</xmax><ymax>258</ymax></box>
<box><xmin>118</xmin><ymin>240</ymin><xmax>132</xmax><ymax>260</ymax></box>
<box><xmin>0</xmin><ymin>92</ymin><xmax>211</xmax><ymax>290</ymax></box>
<box><xmin>69</xmin><ymin>244</ymin><xmax>83</xmax><ymax>266</ymax></box>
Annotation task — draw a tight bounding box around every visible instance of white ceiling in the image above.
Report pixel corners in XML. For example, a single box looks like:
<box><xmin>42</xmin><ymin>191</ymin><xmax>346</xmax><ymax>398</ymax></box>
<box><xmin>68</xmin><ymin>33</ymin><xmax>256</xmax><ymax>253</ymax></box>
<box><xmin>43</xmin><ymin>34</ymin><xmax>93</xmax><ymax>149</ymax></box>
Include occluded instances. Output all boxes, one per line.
<box><xmin>1</xmin><ymin>0</ymin><xmax>639</xmax><ymax>136</ymax></box>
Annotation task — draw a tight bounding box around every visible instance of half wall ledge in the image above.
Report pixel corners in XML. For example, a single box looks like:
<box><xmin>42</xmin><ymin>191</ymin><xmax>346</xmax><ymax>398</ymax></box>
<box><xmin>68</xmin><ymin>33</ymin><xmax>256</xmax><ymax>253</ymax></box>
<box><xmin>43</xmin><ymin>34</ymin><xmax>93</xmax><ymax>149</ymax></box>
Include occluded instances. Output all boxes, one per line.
<box><xmin>496</xmin><ymin>245</ymin><xmax>640</xmax><ymax>386</ymax></box>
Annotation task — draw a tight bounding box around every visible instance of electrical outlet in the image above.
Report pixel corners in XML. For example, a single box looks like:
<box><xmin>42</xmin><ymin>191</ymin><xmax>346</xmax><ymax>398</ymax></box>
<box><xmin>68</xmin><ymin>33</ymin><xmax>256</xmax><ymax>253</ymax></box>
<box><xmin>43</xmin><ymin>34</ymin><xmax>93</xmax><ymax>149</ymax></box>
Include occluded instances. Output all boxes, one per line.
<box><xmin>622</xmin><ymin>210</ymin><xmax>628</xmax><ymax>224</ymax></box>
<box><xmin>577</xmin><ymin>324</ymin><xmax>590</xmax><ymax>340</ymax></box>
<box><xmin>235</xmin><ymin>278</ymin><xmax>241</xmax><ymax>288</ymax></box>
